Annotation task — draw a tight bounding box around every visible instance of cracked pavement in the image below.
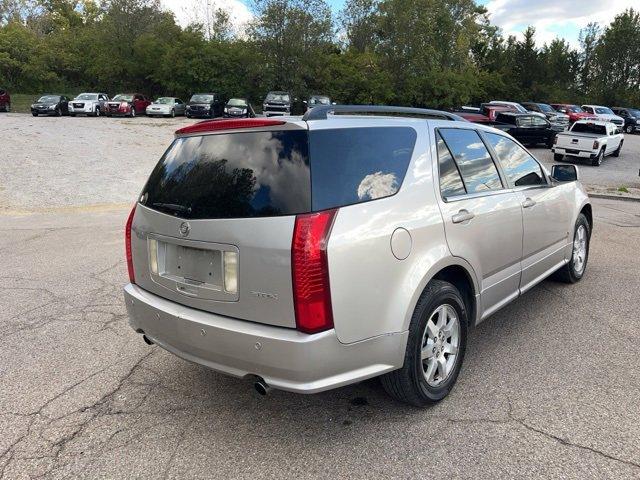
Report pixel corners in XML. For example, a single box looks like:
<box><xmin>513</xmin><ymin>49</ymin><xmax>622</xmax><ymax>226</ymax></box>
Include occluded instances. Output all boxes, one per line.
<box><xmin>1</xmin><ymin>115</ymin><xmax>640</xmax><ymax>478</ymax></box>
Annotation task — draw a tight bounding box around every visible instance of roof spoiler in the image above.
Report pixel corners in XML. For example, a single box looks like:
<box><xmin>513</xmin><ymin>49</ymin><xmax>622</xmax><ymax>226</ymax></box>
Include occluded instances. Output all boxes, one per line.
<box><xmin>302</xmin><ymin>105</ymin><xmax>467</xmax><ymax>122</ymax></box>
<box><xmin>175</xmin><ymin>119</ymin><xmax>286</xmax><ymax>136</ymax></box>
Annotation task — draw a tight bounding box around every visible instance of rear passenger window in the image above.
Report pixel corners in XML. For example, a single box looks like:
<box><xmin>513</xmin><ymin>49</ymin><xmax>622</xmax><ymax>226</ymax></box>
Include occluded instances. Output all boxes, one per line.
<box><xmin>439</xmin><ymin>129</ymin><xmax>503</xmax><ymax>193</ymax></box>
<box><xmin>309</xmin><ymin>127</ymin><xmax>417</xmax><ymax>211</ymax></box>
<box><xmin>485</xmin><ymin>133</ymin><xmax>546</xmax><ymax>187</ymax></box>
<box><xmin>436</xmin><ymin>132</ymin><xmax>466</xmax><ymax>198</ymax></box>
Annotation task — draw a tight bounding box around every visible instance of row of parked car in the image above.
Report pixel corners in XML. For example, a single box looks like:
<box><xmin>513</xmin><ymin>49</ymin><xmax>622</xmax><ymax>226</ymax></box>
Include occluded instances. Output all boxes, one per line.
<box><xmin>0</xmin><ymin>89</ymin><xmax>333</xmax><ymax>119</ymax></box>
<box><xmin>455</xmin><ymin>101</ymin><xmax>640</xmax><ymax>148</ymax></box>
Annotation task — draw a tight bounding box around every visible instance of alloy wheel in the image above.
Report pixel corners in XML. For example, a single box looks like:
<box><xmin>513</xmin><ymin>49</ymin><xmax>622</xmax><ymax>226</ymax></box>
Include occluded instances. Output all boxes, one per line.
<box><xmin>573</xmin><ymin>225</ymin><xmax>587</xmax><ymax>274</ymax></box>
<box><xmin>421</xmin><ymin>304</ymin><xmax>460</xmax><ymax>387</ymax></box>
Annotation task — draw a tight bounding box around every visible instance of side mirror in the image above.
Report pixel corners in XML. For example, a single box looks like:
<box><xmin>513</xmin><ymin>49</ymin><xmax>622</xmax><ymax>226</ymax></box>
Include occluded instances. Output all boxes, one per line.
<box><xmin>551</xmin><ymin>164</ymin><xmax>579</xmax><ymax>182</ymax></box>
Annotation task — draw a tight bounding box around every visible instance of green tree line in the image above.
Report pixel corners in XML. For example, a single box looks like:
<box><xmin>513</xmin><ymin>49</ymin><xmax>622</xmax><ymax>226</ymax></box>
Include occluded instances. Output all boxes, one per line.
<box><xmin>1</xmin><ymin>0</ymin><xmax>639</xmax><ymax>108</ymax></box>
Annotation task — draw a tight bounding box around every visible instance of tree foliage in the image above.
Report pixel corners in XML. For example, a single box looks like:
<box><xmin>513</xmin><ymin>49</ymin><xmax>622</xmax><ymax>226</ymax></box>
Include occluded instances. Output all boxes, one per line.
<box><xmin>1</xmin><ymin>0</ymin><xmax>639</xmax><ymax>108</ymax></box>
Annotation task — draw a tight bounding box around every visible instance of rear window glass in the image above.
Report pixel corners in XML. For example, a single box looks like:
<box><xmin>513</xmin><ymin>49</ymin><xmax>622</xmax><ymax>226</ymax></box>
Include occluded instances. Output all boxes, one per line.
<box><xmin>571</xmin><ymin>123</ymin><xmax>606</xmax><ymax>135</ymax></box>
<box><xmin>141</xmin><ymin>131</ymin><xmax>311</xmax><ymax>219</ymax></box>
<box><xmin>309</xmin><ymin>127</ymin><xmax>416</xmax><ymax>211</ymax></box>
<box><xmin>143</xmin><ymin>127</ymin><xmax>417</xmax><ymax>219</ymax></box>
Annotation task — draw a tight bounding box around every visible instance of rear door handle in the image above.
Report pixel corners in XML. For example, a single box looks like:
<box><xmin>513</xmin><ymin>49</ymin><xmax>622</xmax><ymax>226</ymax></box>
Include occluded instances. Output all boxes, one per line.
<box><xmin>522</xmin><ymin>198</ymin><xmax>537</xmax><ymax>208</ymax></box>
<box><xmin>451</xmin><ymin>209</ymin><xmax>475</xmax><ymax>224</ymax></box>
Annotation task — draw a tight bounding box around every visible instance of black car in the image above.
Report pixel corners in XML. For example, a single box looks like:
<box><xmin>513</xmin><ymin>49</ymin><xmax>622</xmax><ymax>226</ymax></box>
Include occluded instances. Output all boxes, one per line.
<box><xmin>611</xmin><ymin>107</ymin><xmax>640</xmax><ymax>134</ymax></box>
<box><xmin>186</xmin><ymin>93</ymin><xmax>224</xmax><ymax>119</ymax></box>
<box><xmin>494</xmin><ymin>112</ymin><xmax>557</xmax><ymax>148</ymax></box>
<box><xmin>223</xmin><ymin>98</ymin><xmax>255</xmax><ymax>118</ymax></box>
<box><xmin>30</xmin><ymin>95</ymin><xmax>70</xmax><ymax>116</ymax></box>
<box><xmin>520</xmin><ymin>102</ymin><xmax>570</xmax><ymax>130</ymax></box>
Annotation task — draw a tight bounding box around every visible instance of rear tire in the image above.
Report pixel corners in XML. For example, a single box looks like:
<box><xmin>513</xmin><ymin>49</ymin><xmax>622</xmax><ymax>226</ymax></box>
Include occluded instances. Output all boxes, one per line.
<box><xmin>381</xmin><ymin>280</ymin><xmax>468</xmax><ymax>407</ymax></box>
<box><xmin>554</xmin><ymin>153</ymin><xmax>564</xmax><ymax>162</ymax></box>
<box><xmin>591</xmin><ymin>148</ymin><xmax>604</xmax><ymax>166</ymax></box>
<box><xmin>552</xmin><ymin>213</ymin><xmax>590</xmax><ymax>283</ymax></box>
<box><xmin>613</xmin><ymin>141</ymin><xmax>623</xmax><ymax>157</ymax></box>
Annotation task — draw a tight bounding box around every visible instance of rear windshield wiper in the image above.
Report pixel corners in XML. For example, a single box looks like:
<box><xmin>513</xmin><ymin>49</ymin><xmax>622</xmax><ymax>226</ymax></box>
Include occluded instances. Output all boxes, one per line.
<box><xmin>152</xmin><ymin>202</ymin><xmax>192</xmax><ymax>214</ymax></box>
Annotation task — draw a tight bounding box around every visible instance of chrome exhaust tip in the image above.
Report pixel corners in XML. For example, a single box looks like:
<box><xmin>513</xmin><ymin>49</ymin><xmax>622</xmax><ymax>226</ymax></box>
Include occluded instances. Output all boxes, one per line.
<box><xmin>254</xmin><ymin>378</ymin><xmax>271</xmax><ymax>396</ymax></box>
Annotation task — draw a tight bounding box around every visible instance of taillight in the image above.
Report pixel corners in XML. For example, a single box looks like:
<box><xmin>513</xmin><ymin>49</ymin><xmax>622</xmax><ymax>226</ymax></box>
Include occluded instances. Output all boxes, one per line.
<box><xmin>125</xmin><ymin>205</ymin><xmax>136</xmax><ymax>284</ymax></box>
<box><xmin>593</xmin><ymin>140</ymin><xmax>599</xmax><ymax>149</ymax></box>
<box><xmin>291</xmin><ymin>209</ymin><xmax>337</xmax><ymax>334</ymax></box>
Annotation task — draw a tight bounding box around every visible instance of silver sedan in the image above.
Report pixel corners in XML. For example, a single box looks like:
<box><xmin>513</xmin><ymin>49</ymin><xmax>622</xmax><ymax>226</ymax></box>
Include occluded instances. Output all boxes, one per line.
<box><xmin>146</xmin><ymin>97</ymin><xmax>186</xmax><ymax>117</ymax></box>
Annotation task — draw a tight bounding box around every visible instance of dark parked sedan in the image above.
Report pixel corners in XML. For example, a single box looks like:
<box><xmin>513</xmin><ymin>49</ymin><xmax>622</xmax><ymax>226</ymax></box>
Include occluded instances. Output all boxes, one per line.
<box><xmin>494</xmin><ymin>112</ymin><xmax>557</xmax><ymax>148</ymax></box>
<box><xmin>30</xmin><ymin>95</ymin><xmax>70</xmax><ymax>116</ymax></box>
<box><xmin>223</xmin><ymin>98</ymin><xmax>255</xmax><ymax>118</ymax></box>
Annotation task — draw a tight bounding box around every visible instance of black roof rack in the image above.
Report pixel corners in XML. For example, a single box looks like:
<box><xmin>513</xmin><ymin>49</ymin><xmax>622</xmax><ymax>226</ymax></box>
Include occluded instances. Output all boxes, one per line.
<box><xmin>302</xmin><ymin>104</ymin><xmax>467</xmax><ymax>122</ymax></box>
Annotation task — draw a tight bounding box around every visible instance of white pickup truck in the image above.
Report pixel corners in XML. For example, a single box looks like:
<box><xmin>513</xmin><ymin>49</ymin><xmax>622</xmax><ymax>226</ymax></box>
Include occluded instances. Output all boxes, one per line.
<box><xmin>553</xmin><ymin>120</ymin><xmax>624</xmax><ymax>166</ymax></box>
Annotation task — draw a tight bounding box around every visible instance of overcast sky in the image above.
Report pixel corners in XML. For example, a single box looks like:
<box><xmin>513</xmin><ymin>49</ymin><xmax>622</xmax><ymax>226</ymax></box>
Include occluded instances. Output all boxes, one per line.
<box><xmin>160</xmin><ymin>0</ymin><xmax>638</xmax><ymax>46</ymax></box>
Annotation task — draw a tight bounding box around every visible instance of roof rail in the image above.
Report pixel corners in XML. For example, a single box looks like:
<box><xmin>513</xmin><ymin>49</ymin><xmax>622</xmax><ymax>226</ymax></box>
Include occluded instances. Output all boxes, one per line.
<box><xmin>302</xmin><ymin>104</ymin><xmax>467</xmax><ymax>122</ymax></box>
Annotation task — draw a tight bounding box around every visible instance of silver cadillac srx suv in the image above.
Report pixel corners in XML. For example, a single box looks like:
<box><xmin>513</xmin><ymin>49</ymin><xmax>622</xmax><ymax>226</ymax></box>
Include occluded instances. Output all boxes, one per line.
<box><xmin>124</xmin><ymin>106</ymin><xmax>592</xmax><ymax>406</ymax></box>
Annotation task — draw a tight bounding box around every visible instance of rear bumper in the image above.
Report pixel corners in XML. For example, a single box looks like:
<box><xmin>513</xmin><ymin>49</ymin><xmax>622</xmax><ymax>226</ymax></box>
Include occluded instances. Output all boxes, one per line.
<box><xmin>552</xmin><ymin>147</ymin><xmax>595</xmax><ymax>159</ymax></box>
<box><xmin>124</xmin><ymin>284</ymin><xmax>408</xmax><ymax>393</ymax></box>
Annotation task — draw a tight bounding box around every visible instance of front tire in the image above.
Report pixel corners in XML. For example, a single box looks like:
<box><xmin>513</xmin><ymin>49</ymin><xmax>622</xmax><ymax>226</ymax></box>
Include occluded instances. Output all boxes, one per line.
<box><xmin>553</xmin><ymin>213</ymin><xmax>590</xmax><ymax>283</ymax></box>
<box><xmin>625</xmin><ymin>125</ymin><xmax>633</xmax><ymax>134</ymax></box>
<box><xmin>32</xmin><ymin>112</ymin><xmax>38</xmax><ymax>117</ymax></box>
<box><xmin>554</xmin><ymin>153</ymin><xmax>564</xmax><ymax>162</ymax></box>
<box><xmin>381</xmin><ymin>280</ymin><xmax>468</xmax><ymax>407</ymax></box>
<box><xmin>94</xmin><ymin>107</ymin><xmax>100</xmax><ymax>117</ymax></box>
<box><xmin>170</xmin><ymin>108</ymin><xmax>175</xmax><ymax>118</ymax></box>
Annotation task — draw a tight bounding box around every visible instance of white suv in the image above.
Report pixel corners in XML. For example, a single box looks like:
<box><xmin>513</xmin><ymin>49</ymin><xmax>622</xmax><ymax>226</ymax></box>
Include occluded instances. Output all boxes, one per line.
<box><xmin>123</xmin><ymin>106</ymin><xmax>592</xmax><ymax>406</ymax></box>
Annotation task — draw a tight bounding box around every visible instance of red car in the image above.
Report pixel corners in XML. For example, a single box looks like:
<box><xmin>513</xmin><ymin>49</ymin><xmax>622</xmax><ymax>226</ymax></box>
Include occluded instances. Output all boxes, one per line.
<box><xmin>0</xmin><ymin>89</ymin><xmax>10</xmax><ymax>112</ymax></box>
<box><xmin>550</xmin><ymin>104</ymin><xmax>596</xmax><ymax>123</ymax></box>
<box><xmin>106</xmin><ymin>93</ymin><xmax>151</xmax><ymax>117</ymax></box>
<box><xmin>455</xmin><ymin>104</ymin><xmax>512</xmax><ymax>123</ymax></box>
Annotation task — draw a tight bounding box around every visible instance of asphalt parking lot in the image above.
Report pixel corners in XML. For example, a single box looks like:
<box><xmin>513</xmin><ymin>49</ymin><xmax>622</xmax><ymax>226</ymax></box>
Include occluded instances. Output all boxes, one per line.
<box><xmin>1</xmin><ymin>115</ymin><xmax>640</xmax><ymax>478</ymax></box>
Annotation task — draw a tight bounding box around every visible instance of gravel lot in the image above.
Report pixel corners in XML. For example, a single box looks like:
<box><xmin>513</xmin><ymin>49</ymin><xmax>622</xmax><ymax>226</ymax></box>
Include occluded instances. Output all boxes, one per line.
<box><xmin>1</xmin><ymin>114</ymin><xmax>640</xmax><ymax>478</ymax></box>
<box><xmin>1</xmin><ymin>113</ymin><xmax>639</xmax><ymax>213</ymax></box>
